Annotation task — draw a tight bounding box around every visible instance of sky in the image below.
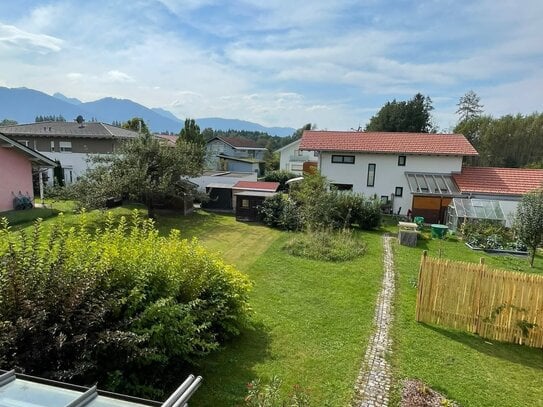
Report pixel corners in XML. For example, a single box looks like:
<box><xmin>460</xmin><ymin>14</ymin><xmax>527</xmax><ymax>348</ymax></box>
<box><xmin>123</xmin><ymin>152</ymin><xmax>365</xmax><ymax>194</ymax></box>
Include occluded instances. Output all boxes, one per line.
<box><xmin>1</xmin><ymin>0</ymin><xmax>542</xmax><ymax>131</ymax></box>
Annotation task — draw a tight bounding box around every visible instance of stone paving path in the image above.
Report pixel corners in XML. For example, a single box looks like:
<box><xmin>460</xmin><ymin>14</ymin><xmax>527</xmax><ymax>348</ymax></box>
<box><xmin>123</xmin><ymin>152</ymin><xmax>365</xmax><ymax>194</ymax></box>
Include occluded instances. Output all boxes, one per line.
<box><xmin>352</xmin><ymin>235</ymin><xmax>395</xmax><ymax>407</ymax></box>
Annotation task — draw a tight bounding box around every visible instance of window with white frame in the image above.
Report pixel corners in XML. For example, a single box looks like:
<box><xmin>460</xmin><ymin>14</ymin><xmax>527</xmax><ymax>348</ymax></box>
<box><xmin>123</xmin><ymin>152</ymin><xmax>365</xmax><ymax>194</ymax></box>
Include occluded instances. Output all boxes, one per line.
<box><xmin>50</xmin><ymin>141</ymin><xmax>55</xmax><ymax>152</ymax></box>
<box><xmin>59</xmin><ymin>141</ymin><xmax>72</xmax><ymax>152</ymax></box>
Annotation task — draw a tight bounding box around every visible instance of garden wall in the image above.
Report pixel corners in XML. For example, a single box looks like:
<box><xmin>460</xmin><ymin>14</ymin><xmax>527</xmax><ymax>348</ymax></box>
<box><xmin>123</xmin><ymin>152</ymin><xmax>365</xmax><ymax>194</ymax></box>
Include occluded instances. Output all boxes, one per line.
<box><xmin>415</xmin><ymin>253</ymin><xmax>543</xmax><ymax>348</ymax></box>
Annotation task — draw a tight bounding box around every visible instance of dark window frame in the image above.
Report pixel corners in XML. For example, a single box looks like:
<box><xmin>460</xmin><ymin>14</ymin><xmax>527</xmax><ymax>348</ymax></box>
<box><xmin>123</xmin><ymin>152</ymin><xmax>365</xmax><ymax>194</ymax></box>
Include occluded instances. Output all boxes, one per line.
<box><xmin>395</xmin><ymin>187</ymin><xmax>403</xmax><ymax>197</ymax></box>
<box><xmin>398</xmin><ymin>155</ymin><xmax>406</xmax><ymax>166</ymax></box>
<box><xmin>331</xmin><ymin>155</ymin><xmax>355</xmax><ymax>164</ymax></box>
<box><xmin>331</xmin><ymin>183</ymin><xmax>353</xmax><ymax>191</ymax></box>
<box><xmin>367</xmin><ymin>163</ymin><xmax>376</xmax><ymax>187</ymax></box>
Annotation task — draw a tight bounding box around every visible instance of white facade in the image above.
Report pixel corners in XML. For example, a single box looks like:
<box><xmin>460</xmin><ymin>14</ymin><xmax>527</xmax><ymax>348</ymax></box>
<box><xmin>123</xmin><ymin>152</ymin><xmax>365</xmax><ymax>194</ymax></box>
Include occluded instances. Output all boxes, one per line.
<box><xmin>41</xmin><ymin>152</ymin><xmax>93</xmax><ymax>184</ymax></box>
<box><xmin>319</xmin><ymin>152</ymin><xmax>463</xmax><ymax>215</ymax></box>
<box><xmin>276</xmin><ymin>140</ymin><xmax>318</xmax><ymax>175</ymax></box>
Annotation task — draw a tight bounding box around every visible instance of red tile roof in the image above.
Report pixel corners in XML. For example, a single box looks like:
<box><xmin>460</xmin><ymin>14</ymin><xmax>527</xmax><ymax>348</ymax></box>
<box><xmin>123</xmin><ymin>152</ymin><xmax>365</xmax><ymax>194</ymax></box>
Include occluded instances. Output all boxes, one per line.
<box><xmin>453</xmin><ymin>167</ymin><xmax>543</xmax><ymax>195</ymax></box>
<box><xmin>232</xmin><ymin>181</ymin><xmax>280</xmax><ymax>192</ymax></box>
<box><xmin>299</xmin><ymin>131</ymin><xmax>478</xmax><ymax>156</ymax></box>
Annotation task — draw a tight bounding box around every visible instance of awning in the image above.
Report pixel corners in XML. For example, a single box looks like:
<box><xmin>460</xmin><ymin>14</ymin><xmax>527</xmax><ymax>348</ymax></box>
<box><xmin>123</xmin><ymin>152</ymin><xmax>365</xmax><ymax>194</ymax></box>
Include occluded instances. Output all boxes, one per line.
<box><xmin>405</xmin><ymin>172</ymin><xmax>460</xmax><ymax>195</ymax></box>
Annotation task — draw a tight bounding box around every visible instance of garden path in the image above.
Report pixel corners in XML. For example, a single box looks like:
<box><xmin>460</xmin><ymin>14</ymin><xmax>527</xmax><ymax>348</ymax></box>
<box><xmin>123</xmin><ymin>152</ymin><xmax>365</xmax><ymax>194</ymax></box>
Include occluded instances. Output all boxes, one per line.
<box><xmin>352</xmin><ymin>235</ymin><xmax>395</xmax><ymax>406</ymax></box>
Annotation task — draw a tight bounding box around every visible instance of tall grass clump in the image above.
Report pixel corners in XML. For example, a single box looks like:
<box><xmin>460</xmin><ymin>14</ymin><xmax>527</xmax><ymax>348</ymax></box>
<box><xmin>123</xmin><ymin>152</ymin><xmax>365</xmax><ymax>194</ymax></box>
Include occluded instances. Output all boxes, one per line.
<box><xmin>284</xmin><ymin>229</ymin><xmax>366</xmax><ymax>262</ymax></box>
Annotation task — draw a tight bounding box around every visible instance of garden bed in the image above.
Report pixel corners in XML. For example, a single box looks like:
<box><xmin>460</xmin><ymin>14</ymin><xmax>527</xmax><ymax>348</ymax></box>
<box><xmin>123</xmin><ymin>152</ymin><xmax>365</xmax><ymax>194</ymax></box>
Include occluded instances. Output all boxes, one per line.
<box><xmin>465</xmin><ymin>242</ymin><xmax>528</xmax><ymax>256</ymax></box>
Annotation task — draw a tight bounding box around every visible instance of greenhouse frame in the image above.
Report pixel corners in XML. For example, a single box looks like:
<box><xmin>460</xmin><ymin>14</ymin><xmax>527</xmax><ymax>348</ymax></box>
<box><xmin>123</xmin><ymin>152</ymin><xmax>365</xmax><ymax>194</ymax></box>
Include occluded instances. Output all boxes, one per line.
<box><xmin>447</xmin><ymin>198</ymin><xmax>506</xmax><ymax>232</ymax></box>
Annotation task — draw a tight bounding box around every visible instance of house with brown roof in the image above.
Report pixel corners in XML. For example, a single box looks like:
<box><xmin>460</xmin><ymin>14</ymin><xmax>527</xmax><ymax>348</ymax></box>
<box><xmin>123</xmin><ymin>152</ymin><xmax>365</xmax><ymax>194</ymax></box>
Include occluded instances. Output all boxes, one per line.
<box><xmin>205</xmin><ymin>136</ymin><xmax>267</xmax><ymax>175</ymax></box>
<box><xmin>300</xmin><ymin>130</ymin><xmax>479</xmax><ymax>223</ymax></box>
<box><xmin>0</xmin><ymin>121</ymin><xmax>139</xmax><ymax>185</ymax></box>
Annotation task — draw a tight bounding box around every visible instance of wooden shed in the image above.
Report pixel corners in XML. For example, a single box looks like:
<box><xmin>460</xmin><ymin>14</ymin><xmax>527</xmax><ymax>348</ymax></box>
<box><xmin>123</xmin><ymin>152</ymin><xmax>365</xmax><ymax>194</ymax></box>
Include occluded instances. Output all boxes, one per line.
<box><xmin>234</xmin><ymin>191</ymin><xmax>278</xmax><ymax>222</ymax></box>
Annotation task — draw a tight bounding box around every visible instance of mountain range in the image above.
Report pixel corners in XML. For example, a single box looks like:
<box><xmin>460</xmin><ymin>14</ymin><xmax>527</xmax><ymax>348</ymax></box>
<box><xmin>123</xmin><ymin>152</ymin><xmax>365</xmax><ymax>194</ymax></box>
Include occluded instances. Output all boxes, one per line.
<box><xmin>0</xmin><ymin>87</ymin><xmax>296</xmax><ymax>137</ymax></box>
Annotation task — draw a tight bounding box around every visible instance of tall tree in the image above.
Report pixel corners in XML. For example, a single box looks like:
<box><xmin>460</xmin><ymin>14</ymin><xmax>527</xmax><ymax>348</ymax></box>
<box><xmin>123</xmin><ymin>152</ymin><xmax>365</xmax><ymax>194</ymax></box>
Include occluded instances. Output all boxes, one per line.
<box><xmin>514</xmin><ymin>189</ymin><xmax>543</xmax><ymax>267</ymax></box>
<box><xmin>122</xmin><ymin>117</ymin><xmax>150</xmax><ymax>134</ymax></box>
<box><xmin>179</xmin><ymin>118</ymin><xmax>204</xmax><ymax>145</ymax></box>
<box><xmin>365</xmin><ymin>93</ymin><xmax>436</xmax><ymax>133</ymax></box>
<box><xmin>72</xmin><ymin>133</ymin><xmax>205</xmax><ymax>219</ymax></box>
<box><xmin>456</xmin><ymin>90</ymin><xmax>484</xmax><ymax>123</ymax></box>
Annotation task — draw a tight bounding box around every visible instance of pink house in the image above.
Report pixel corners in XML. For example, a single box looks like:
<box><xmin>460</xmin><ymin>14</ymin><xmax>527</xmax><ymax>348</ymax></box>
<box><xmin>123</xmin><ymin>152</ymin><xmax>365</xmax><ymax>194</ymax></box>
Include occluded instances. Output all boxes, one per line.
<box><xmin>0</xmin><ymin>133</ymin><xmax>56</xmax><ymax>212</ymax></box>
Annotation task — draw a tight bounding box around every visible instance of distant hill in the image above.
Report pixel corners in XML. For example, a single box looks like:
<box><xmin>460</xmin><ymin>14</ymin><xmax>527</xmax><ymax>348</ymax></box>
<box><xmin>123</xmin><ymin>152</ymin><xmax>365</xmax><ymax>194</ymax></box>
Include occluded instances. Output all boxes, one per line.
<box><xmin>53</xmin><ymin>92</ymin><xmax>82</xmax><ymax>105</ymax></box>
<box><xmin>196</xmin><ymin>117</ymin><xmax>295</xmax><ymax>137</ymax></box>
<box><xmin>0</xmin><ymin>87</ymin><xmax>296</xmax><ymax>136</ymax></box>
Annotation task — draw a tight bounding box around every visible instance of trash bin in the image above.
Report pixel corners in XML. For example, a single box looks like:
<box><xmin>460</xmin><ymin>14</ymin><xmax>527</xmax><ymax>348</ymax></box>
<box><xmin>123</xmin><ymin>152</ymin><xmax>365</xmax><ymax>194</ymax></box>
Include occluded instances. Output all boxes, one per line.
<box><xmin>431</xmin><ymin>224</ymin><xmax>448</xmax><ymax>239</ymax></box>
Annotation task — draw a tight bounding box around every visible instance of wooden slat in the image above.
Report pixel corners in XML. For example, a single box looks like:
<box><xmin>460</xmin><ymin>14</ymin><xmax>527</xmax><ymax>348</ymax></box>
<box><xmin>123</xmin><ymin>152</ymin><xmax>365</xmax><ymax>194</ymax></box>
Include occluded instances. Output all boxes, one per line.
<box><xmin>415</xmin><ymin>256</ymin><xmax>543</xmax><ymax>348</ymax></box>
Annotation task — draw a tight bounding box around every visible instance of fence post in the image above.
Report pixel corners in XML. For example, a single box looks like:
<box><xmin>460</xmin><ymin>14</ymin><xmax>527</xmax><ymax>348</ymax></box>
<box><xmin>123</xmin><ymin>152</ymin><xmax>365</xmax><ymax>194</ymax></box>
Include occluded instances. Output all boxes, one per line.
<box><xmin>473</xmin><ymin>257</ymin><xmax>485</xmax><ymax>333</ymax></box>
<box><xmin>415</xmin><ymin>250</ymin><xmax>428</xmax><ymax>321</ymax></box>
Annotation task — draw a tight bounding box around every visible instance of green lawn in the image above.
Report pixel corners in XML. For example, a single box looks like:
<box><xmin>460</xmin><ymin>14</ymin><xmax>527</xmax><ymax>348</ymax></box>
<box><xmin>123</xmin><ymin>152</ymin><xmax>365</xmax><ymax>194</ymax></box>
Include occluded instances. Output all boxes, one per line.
<box><xmin>12</xmin><ymin>207</ymin><xmax>385</xmax><ymax>406</ymax></box>
<box><xmin>156</xmin><ymin>211</ymin><xmax>385</xmax><ymax>406</ymax></box>
<box><xmin>391</xmin><ymin>233</ymin><xmax>543</xmax><ymax>407</ymax></box>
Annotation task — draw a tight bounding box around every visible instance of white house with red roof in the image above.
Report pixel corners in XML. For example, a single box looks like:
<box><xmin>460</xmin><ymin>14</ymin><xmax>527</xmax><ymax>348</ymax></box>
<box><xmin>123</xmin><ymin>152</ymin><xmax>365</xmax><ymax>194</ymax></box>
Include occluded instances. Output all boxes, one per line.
<box><xmin>275</xmin><ymin>139</ymin><xmax>318</xmax><ymax>175</ymax></box>
<box><xmin>300</xmin><ymin>130</ymin><xmax>479</xmax><ymax>223</ymax></box>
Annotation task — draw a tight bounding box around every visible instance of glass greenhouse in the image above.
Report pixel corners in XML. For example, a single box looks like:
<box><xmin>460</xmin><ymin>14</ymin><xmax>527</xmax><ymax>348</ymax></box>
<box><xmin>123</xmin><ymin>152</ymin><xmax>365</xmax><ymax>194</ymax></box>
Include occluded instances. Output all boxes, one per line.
<box><xmin>447</xmin><ymin>198</ymin><xmax>506</xmax><ymax>232</ymax></box>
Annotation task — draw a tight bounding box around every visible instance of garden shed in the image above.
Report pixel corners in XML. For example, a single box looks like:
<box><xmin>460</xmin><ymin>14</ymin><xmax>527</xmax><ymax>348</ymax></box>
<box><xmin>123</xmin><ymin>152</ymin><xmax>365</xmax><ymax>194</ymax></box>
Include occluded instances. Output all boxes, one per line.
<box><xmin>447</xmin><ymin>198</ymin><xmax>506</xmax><ymax>232</ymax></box>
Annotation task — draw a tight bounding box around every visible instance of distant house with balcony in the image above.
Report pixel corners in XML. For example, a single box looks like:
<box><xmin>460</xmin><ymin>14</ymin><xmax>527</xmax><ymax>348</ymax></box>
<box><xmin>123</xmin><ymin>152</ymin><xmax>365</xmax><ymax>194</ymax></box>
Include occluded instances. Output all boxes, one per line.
<box><xmin>276</xmin><ymin>139</ymin><xmax>318</xmax><ymax>175</ymax></box>
<box><xmin>205</xmin><ymin>136</ymin><xmax>267</xmax><ymax>175</ymax></box>
<box><xmin>0</xmin><ymin>122</ymin><xmax>139</xmax><ymax>184</ymax></box>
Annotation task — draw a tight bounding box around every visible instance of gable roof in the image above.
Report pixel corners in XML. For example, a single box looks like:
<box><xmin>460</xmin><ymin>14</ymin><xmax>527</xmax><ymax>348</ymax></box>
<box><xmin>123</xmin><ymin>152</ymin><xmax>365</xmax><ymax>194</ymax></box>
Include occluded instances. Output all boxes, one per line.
<box><xmin>0</xmin><ymin>133</ymin><xmax>56</xmax><ymax>167</ymax></box>
<box><xmin>0</xmin><ymin>122</ymin><xmax>139</xmax><ymax>139</ymax></box>
<box><xmin>155</xmin><ymin>134</ymin><xmax>178</xmax><ymax>146</ymax></box>
<box><xmin>208</xmin><ymin>136</ymin><xmax>266</xmax><ymax>150</ymax></box>
<box><xmin>299</xmin><ymin>131</ymin><xmax>478</xmax><ymax>156</ymax></box>
<box><xmin>274</xmin><ymin>139</ymin><xmax>301</xmax><ymax>153</ymax></box>
<box><xmin>232</xmin><ymin>181</ymin><xmax>280</xmax><ymax>192</ymax></box>
<box><xmin>453</xmin><ymin>167</ymin><xmax>543</xmax><ymax>196</ymax></box>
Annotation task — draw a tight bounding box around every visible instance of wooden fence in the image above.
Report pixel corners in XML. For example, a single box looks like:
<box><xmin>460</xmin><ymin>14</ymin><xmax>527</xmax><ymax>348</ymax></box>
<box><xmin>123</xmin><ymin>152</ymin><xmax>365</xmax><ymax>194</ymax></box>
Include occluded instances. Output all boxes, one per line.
<box><xmin>415</xmin><ymin>252</ymin><xmax>543</xmax><ymax>348</ymax></box>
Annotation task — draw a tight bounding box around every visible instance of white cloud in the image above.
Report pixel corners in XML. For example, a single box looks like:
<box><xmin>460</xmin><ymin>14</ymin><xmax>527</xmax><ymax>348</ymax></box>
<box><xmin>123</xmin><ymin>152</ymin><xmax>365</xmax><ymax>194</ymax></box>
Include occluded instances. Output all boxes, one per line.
<box><xmin>0</xmin><ymin>23</ymin><xmax>63</xmax><ymax>53</ymax></box>
<box><xmin>103</xmin><ymin>70</ymin><xmax>135</xmax><ymax>83</ymax></box>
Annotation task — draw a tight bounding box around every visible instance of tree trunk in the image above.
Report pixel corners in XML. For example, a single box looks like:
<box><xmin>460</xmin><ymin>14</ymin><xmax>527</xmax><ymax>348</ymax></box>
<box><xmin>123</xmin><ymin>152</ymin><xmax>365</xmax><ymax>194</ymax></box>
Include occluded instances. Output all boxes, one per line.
<box><xmin>530</xmin><ymin>248</ymin><xmax>535</xmax><ymax>267</ymax></box>
<box><xmin>146</xmin><ymin>194</ymin><xmax>156</xmax><ymax>220</ymax></box>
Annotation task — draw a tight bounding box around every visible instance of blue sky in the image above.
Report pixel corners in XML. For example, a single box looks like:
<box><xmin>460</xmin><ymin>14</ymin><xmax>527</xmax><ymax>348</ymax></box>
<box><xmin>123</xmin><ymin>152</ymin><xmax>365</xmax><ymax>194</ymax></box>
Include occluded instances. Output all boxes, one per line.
<box><xmin>1</xmin><ymin>0</ymin><xmax>542</xmax><ymax>131</ymax></box>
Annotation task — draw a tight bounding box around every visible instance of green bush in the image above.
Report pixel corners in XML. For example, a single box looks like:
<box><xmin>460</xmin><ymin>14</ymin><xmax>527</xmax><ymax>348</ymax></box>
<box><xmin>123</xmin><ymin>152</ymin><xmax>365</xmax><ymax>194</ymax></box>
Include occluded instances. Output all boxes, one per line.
<box><xmin>283</xmin><ymin>229</ymin><xmax>366</xmax><ymax>262</ymax></box>
<box><xmin>290</xmin><ymin>174</ymin><xmax>381</xmax><ymax>231</ymax></box>
<box><xmin>0</xmin><ymin>211</ymin><xmax>251</xmax><ymax>397</ymax></box>
<box><xmin>332</xmin><ymin>192</ymin><xmax>382</xmax><ymax>230</ymax></box>
<box><xmin>259</xmin><ymin>194</ymin><xmax>303</xmax><ymax>231</ymax></box>
<box><xmin>263</xmin><ymin>170</ymin><xmax>298</xmax><ymax>191</ymax></box>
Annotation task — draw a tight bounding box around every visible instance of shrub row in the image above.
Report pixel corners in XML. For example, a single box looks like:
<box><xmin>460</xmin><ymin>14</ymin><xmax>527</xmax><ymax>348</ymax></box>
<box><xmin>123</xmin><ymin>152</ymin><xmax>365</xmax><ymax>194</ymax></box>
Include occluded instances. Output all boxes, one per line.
<box><xmin>0</xmin><ymin>211</ymin><xmax>251</xmax><ymax>398</ymax></box>
<box><xmin>259</xmin><ymin>175</ymin><xmax>382</xmax><ymax>231</ymax></box>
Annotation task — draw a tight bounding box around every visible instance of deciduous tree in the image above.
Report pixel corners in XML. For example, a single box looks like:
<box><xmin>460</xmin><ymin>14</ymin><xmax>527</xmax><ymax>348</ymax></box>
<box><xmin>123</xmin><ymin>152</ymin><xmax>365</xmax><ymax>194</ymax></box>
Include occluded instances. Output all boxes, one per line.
<box><xmin>122</xmin><ymin>117</ymin><xmax>149</xmax><ymax>134</ymax></box>
<box><xmin>514</xmin><ymin>189</ymin><xmax>543</xmax><ymax>267</ymax></box>
<box><xmin>73</xmin><ymin>133</ymin><xmax>205</xmax><ymax>219</ymax></box>
<box><xmin>365</xmin><ymin>93</ymin><xmax>436</xmax><ymax>133</ymax></box>
<box><xmin>179</xmin><ymin>118</ymin><xmax>204</xmax><ymax>145</ymax></box>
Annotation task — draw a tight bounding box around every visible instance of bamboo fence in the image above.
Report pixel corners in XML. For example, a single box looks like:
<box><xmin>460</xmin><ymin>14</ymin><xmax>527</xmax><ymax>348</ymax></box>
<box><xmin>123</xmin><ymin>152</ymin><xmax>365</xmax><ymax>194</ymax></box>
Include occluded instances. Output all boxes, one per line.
<box><xmin>415</xmin><ymin>251</ymin><xmax>543</xmax><ymax>348</ymax></box>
